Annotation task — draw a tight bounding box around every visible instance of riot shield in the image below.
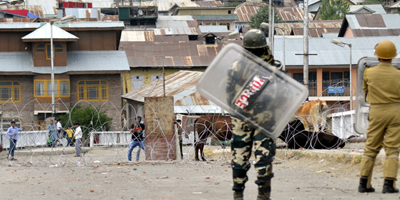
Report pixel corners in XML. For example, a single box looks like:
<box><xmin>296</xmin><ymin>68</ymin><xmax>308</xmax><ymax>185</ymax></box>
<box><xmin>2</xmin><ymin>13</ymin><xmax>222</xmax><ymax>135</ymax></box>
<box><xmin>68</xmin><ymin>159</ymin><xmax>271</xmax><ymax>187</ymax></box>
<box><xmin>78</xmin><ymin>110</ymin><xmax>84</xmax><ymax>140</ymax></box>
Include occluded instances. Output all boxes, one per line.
<box><xmin>354</xmin><ymin>57</ymin><xmax>400</xmax><ymax>134</ymax></box>
<box><xmin>196</xmin><ymin>43</ymin><xmax>308</xmax><ymax>139</ymax></box>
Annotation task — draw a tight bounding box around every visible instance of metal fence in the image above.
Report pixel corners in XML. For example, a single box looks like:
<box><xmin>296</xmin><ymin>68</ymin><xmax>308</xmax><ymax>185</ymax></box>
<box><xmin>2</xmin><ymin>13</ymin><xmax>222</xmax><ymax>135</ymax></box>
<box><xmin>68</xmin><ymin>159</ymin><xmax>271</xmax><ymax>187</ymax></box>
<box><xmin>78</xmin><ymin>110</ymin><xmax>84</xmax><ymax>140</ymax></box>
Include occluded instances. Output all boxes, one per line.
<box><xmin>307</xmin><ymin>80</ymin><xmax>352</xmax><ymax>96</ymax></box>
<box><xmin>1</xmin><ymin>131</ymin><xmax>48</xmax><ymax>148</ymax></box>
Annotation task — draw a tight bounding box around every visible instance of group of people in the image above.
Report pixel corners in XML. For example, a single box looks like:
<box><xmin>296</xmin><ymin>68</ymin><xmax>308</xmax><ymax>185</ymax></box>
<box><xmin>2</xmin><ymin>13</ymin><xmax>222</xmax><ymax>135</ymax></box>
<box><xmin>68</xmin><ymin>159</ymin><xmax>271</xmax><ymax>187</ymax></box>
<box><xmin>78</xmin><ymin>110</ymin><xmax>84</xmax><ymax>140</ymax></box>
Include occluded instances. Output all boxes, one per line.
<box><xmin>47</xmin><ymin>119</ymin><xmax>75</xmax><ymax>147</ymax></box>
<box><xmin>46</xmin><ymin>119</ymin><xmax>85</xmax><ymax>157</ymax></box>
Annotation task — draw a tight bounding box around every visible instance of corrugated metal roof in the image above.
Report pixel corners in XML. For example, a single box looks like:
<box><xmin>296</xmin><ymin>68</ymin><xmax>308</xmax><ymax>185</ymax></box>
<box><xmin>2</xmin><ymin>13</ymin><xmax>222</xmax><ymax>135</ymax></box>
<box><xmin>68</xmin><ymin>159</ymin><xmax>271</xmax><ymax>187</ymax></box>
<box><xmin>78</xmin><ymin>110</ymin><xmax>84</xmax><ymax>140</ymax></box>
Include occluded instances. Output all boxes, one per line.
<box><xmin>64</xmin><ymin>8</ymin><xmax>100</xmax><ymax>19</ymax></box>
<box><xmin>121</xmin><ymin>70</ymin><xmax>213</xmax><ymax>106</ymax></box>
<box><xmin>158</xmin><ymin>15</ymin><xmax>194</xmax><ymax>21</ymax></box>
<box><xmin>121</xmin><ymin>30</ymin><xmax>155</xmax><ymax>42</ymax></box>
<box><xmin>156</xmin><ymin>2</ymin><xmax>200</xmax><ymax>12</ymax></box>
<box><xmin>391</xmin><ymin>2</ymin><xmax>400</xmax><ymax>8</ymax></box>
<box><xmin>347</xmin><ymin>14</ymin><xmax>400</xmax><ymax>29</ymax></box>
<box><xmin>80</xmin><ymin>0</ymin><xmax>115</xmax><ymax>8</ymax></box>
<box><xmin>0</xmin><ymin>0</ymin><xmax>58</xmax><ymax>17</ymax></box>
<box><xmin>22</xmin><ymin>23</ymin><xmax>78</xmax><ymax>40</ymax></box>
<box><xmin>58</xmin><ymin>21</ymin><xmax>124</xmax><ymax>28</ymax></box>
<box><xmin>101</xmin><ymin>15</ymin><xmax>119</xmax><ymax>21</ymax></box>
<box><xmin>234</xmin><ymin>2</ymin><xmax>264</xmax><ymax>22</ymax></box>
<box><xmin>274</xmin><ymin>20</ymin><xmax>342</xmax><ymax>36</ymax></box>
<box><xmin>0</xmin><ymin>21</ymin><xmax>124</xmax><ymax>29</ymax></box>
<box><xmin>277</xmin><ymin>7</ymin><xmax>315</xmax><ymax>22</ymax></box>
<box><xmin>349</xmin><ymin>5</ymin><xmax>387</xmax><ymax>14</ymax></box>
<box><xmin>195</xmin><ymin>1</ymin><xmax>224</xmax><ymax>7</ymax></box>
<box><xmin>292</xmin><ymin>27</ymin><xmax>341</xmax><ymax>37</ymax></box>
<box><xmin>154</xmin><ymin>27</ymin><xmax>199</xmax><ymax>35</ymax></box>
<box><xmin>199</xmin><ymin>25</ymin><xmax>229</xmax><ymax>33</ymax></box>
<box><xmin>343</xmin><ymin>14</ymin><xmax>400</xmax><ymax>37</ymax></box>
<box><xmin>0</xmin><ymin>22</ymin><xmax>41</xmax><ymax>29</ymax></box>
<box><xmin>121</xmin><ymin>40</ymin><xmax>241</xmax><ymax>68</ymax></box>
<box><xmin>193</xmin><ymin>15</ymin><xmax>238</xmax><ymax>21</ymax></box>
<box><xmin>0</xmin><ymin>51</ymin><xmax>130</xmax><ymax>73</ymax></box>
<box><xmin>272</xmin><ymin>36</ymin><xmax>400</xmax><ymax>67</ymax></box>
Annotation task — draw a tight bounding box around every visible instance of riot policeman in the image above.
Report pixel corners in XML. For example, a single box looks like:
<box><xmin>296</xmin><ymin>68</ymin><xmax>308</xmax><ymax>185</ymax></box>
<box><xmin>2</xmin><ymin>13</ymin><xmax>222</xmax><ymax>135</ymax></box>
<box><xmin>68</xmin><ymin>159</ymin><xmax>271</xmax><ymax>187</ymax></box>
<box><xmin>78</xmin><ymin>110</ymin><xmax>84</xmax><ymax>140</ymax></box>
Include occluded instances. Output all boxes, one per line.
<box><xmin>359</xmin><ymin>40</ymin><xmax>400</xmax><ymax>193</ymax></box>
<box><xmin>228</xmin><ymin>29</ymin><xmax>281</xmax><ymax>200</ymax></box>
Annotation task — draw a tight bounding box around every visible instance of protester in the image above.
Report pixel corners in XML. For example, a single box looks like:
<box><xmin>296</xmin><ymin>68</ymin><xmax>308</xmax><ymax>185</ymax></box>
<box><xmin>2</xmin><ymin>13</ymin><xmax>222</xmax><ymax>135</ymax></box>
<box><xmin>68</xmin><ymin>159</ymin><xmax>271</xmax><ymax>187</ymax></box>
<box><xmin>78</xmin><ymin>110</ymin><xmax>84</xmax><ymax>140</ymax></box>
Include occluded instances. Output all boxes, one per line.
<box><xmin>47</xmin><ymin>120</ymin><xmax>58</xmax><ymax>147</ymax></box>
<box><xmin>56</xmin><ymin>119</ymin><xmax>64</xmax><ymax>138</ymax></box>
<box><xmin>176</xmin><ymin>119</ymin><xmax>184</xmax><ymax>159</ymax></box>
<box><xmin>127</xmin><ymin>117</ymin><xmax>145</xmax><ymax>162</ymax></box>
<box><xmin>65</xmin><ymin>126</ymin><xmax>74</xmax><ymax>147</ymax></box>
<box><xmin>6</xmin><ymin>121</ymin><xmax>22</xmax><ymax>160</ymax></box>
<box><xmin>72</xmin><ymin>122</ymin><xmax>85</xmax><ymax>157</ymax></box>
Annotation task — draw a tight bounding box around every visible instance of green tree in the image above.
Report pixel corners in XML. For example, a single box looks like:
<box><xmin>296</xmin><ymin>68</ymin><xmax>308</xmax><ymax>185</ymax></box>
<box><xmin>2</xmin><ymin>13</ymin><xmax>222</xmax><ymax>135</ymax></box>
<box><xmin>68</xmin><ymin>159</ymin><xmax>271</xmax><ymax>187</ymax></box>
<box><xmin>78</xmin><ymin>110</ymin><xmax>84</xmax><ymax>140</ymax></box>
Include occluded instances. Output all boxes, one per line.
<box><xmin>363</xmin><ymin>0</ymin><xmax>385</xmax><ymax>7</ymax></box>
<box><xmin>226</xmin><ymin>2</ymin><xmax>241</xmax><ymax>7</ymax></box>
<box><xmin>319</xmin><ymin>0</ymin><xmax>350</xmax><ymax>20</ymax></box>
<box><xmin>60</xmin><ymin>105</ymin><xmax>113</xmax><ymax>138</ymax></box>
<box><xmin>249</xmin><ymin>5</ymin><xmax>282</xmax><ymax>29</ymax></box>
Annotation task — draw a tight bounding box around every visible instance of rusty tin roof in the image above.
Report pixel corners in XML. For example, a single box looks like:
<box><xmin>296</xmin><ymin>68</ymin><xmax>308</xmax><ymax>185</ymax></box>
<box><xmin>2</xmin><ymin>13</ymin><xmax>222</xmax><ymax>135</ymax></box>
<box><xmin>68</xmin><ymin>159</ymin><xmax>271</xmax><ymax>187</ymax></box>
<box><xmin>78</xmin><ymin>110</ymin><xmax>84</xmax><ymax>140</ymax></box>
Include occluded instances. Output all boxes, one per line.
<box><xmin>120</xmin><ymin>40</ymin><xmax>241</xmax><ymax>68</ymax></box>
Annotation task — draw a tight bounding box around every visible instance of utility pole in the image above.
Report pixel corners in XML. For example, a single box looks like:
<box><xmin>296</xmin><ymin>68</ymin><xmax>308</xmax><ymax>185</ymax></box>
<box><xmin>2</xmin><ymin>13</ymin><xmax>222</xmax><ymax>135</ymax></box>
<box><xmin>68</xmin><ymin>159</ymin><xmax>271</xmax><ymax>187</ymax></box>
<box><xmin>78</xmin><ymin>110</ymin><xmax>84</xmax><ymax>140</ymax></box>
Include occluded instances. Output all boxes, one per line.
<box><xmin>303</xmin><ymin>0</ymin><xmax>309</xmax><ymax>88</ymax></box>
<box><xmin>270</xmin><ymin>3</ymin><xmax>275</xmax><ymax>54</ymax></box>
<box><xmin>268</xmin><ymin>0</ymin><xmax>273</xmax><ymax>48</ymax></box>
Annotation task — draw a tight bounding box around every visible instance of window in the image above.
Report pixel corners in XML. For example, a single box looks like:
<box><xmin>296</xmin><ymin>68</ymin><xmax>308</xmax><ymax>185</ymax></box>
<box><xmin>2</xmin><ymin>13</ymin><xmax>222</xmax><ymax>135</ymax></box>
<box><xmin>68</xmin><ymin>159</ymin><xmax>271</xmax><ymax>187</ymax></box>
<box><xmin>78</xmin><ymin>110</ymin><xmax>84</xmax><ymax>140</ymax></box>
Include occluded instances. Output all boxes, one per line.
<box><xmin>0</xmin><ymin>81</ymin><xmax>21</xmax><ymax>103</ymax></box>
<box><xmin>47</xmin><ymin>81</ymin><xmax>58</xmax><ymax>96</ymax></box>
<box><xmin>77</xmin><ymin>80</ymin><xmax>108</xmax><ymax>101</ymax></box>
<box><xmin>37</xmin><ymin>44</ymin><xmax>45</xmax><ymax>52</ymax></box>
<box><xmin>132</xmin><ymin>75</ymin><xmax>144</xmax><ymax>91</ymax></box>
<box><xmin>344</xmin><ymin>71</ymin><xmax>350</xmax><ymax>87</ymax></box>
<box><xmin>45</xmin><ymin>44</ymin><xmax>63</xmax><ymax>60</ymax></box>
<box><xmin>60</xmin><ymin>81</ymin><xmax>69</xmax><ymax>96</ymax></box>
<box><xmin>228</xmin><ymin>10</ymin><xmax>231</xmax><ymax>14</ymax></box>
<box><xmin>188</xmin><ymin>35</ymin><xmax>198</xmax><ymax>41</ymax></box>
<box><xmin>151</xmin><ymin>75</ymin><xmax>163</xmax><ymax>82</ymax></box>
<box><xmin>34</xmin><ymin>80</ymin><xmax>70</xmax><ymax>97</ymax></box>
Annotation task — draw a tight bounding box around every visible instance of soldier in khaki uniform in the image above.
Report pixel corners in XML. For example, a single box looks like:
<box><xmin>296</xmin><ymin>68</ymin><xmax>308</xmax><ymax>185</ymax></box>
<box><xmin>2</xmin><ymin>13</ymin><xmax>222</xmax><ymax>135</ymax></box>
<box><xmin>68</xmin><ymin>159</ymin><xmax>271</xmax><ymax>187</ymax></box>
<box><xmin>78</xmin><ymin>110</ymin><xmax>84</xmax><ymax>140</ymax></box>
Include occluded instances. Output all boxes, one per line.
<box><xmin>228</xmin><ymin>29</ymin><xmax>282</xmax><ymax>200</ymax></box>
<box><xmin>359</xmin><ymin>40</ymin><xmax>400</xmax><ymax>193</ymax></box>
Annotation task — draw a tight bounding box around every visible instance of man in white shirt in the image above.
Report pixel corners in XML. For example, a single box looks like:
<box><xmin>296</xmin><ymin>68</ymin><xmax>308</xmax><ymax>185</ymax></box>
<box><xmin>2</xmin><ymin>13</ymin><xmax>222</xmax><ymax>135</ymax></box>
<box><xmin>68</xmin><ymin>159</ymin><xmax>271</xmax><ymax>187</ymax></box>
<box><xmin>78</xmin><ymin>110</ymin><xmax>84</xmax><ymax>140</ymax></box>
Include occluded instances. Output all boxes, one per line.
<box><xmin>56</xmin><ymin>119</ymin><xmax>63</xmax><ymax>138</ymax></box>
<box><xmin>72</xmin><ymin>122</ymin><xmax>85</xmax><ymax>157</ymax></box>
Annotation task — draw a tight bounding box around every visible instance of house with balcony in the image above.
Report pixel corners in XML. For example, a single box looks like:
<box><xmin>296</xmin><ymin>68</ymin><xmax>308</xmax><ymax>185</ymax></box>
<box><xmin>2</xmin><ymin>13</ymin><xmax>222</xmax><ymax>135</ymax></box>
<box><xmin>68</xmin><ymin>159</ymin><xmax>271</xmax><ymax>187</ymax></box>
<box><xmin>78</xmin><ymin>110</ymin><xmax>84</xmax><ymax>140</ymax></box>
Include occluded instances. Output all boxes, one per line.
<box><xmin>272</xmin><ymin>36</ymin><xmax>400</xmax><ymax>112</ymax></box>
<box><xmin>0</xmin><ymin>21</ymin><xmax>130</xmax><ymax>130</ymax></box>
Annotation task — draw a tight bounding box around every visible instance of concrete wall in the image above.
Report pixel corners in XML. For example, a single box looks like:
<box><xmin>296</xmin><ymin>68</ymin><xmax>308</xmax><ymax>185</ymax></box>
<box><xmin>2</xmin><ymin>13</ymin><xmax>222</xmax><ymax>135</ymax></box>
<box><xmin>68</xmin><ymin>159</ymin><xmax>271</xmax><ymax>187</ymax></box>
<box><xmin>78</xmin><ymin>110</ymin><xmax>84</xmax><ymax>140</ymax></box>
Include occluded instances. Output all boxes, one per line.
<box><xmin>0</xmin><ymin>75</ymin><xmax>35</xmax><ymax>129</ymax></box>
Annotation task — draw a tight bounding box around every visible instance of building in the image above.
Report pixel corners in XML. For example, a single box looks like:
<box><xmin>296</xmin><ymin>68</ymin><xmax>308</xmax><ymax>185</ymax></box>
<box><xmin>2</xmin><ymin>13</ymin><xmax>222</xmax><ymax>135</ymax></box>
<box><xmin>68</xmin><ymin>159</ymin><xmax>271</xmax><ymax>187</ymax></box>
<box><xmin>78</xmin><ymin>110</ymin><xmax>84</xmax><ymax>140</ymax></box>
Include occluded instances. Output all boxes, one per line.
<box><xmin>0</xmin><ymin>21</ymin><xmax>130</xmax><ymax>130</ymax></box>
<box><xmin>272</xmin><ymin>36</ymin><xmax>400</xmax><ymax>111</ymax></box>
<box><xmin>274</xmin><ymin>20</ymin><xmax>342</xmax><ymax>37</ymax></box>
<box><xmin>338</xmin><ymin>14</ymin><xmax>400</xmax><ymax>37</ymax></box>
<box><xmin>121</xmin><ymin>70</ymin><xmax>223</xmax><ymax>119</ymax></box>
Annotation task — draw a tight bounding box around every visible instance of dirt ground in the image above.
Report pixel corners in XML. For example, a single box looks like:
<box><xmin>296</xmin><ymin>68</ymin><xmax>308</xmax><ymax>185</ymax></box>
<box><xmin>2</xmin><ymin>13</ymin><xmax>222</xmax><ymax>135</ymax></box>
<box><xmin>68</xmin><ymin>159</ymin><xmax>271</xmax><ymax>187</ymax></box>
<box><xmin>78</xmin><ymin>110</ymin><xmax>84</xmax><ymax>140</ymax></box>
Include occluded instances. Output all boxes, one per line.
<box><xmin>0</xmin><ymin>145</ymin><xmax>399</xmax><ymax>200</ymax></box>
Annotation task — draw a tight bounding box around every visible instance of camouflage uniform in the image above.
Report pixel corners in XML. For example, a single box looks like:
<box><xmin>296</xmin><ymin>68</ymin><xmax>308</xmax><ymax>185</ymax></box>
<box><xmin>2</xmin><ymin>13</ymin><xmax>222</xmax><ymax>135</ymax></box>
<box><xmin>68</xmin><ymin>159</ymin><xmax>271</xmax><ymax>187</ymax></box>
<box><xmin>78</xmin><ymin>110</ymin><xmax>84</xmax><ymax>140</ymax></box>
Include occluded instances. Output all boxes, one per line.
<box><xmin>227</xmin><ymin>33</ymin><xmax>282</xmax><ymax>199</ymax></box>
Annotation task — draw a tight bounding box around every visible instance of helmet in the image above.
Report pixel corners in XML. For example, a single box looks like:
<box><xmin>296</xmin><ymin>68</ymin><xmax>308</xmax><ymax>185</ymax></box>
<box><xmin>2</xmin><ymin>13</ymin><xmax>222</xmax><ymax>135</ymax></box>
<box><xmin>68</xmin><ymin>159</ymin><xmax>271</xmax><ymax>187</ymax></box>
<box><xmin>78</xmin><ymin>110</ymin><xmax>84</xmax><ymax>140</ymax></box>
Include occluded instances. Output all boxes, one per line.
<box><xmin>374</xmin><ymin>40</ymin><xmax>397</xmax><ymax>59</ymax></box>
<box><xmin>243</xmin><ymin>29</ymin><xmax>268</xmax><ymax>49</ymax></box>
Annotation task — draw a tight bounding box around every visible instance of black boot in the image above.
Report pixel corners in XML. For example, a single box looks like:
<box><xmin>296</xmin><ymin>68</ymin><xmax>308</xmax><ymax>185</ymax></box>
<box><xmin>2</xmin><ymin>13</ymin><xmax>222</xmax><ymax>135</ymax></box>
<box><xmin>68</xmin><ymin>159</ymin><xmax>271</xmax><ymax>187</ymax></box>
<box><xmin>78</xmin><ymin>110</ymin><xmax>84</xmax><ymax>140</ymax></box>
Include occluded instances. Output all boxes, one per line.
<box><xmin>382</xmin><ymin>179</ymin><xmax>399</xmax><ymax>193</ymax></box>
<box><xmin>233</xmin><ymin>191</ymin><xmax>243</xmax><ymax>200</ymax></box>
<box><xmin>358</xmin><ymin>178</ymin><xmax>375</xmax><ymax>193</ymax></box>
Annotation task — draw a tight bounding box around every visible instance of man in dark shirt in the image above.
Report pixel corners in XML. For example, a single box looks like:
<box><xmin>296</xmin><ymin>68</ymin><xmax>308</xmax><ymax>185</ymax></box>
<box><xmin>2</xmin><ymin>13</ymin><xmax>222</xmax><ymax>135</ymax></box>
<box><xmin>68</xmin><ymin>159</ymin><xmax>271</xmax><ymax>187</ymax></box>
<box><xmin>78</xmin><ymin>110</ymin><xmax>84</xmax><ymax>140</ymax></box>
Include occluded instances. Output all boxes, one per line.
<box><xmin>127</xmin><ymin>117</ymin><xmax>145</xmax><ymax>161</ymax></box>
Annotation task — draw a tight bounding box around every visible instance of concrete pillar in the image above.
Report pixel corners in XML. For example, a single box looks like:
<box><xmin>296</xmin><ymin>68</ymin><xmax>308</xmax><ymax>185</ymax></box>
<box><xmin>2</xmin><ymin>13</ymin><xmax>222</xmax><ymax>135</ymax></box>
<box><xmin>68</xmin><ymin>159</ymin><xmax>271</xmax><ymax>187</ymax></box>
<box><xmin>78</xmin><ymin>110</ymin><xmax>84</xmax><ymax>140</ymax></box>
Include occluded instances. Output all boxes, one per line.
<box><xmin>144</xmin><ymin>96</ymin><xmax>175</xmax><ymax>161</ymax></box>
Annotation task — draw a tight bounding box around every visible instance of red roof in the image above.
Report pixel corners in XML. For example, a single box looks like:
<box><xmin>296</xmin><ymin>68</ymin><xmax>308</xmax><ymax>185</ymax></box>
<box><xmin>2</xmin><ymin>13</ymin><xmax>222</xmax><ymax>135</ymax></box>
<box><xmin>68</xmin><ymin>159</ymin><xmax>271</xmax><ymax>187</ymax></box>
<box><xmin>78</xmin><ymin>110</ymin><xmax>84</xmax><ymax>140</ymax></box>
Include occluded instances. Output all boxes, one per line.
<box><xmin>2</xmin><ymin>10</ymin><xmax>28</xmax><ymax>17</ymax></box>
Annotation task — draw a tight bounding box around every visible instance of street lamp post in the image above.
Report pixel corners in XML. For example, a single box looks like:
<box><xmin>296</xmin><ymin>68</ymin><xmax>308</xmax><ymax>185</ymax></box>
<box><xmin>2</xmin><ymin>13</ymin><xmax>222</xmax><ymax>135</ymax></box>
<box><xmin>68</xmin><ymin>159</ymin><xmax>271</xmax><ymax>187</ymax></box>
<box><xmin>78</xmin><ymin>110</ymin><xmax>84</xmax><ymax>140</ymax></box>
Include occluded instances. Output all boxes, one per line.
<box><xmin>331</xmin><ymin>39</ymin><xmax>353</xmax><ymax>111</ymax></box>
<box><xmin>50</xmin><ymin>15</ymin><xmax>75</xmax><ymax>118</ymax></box>
<box><xmin>279</xmin><ymin>27</ymin><xmax>286</xmax><ymax>71</ymax></box>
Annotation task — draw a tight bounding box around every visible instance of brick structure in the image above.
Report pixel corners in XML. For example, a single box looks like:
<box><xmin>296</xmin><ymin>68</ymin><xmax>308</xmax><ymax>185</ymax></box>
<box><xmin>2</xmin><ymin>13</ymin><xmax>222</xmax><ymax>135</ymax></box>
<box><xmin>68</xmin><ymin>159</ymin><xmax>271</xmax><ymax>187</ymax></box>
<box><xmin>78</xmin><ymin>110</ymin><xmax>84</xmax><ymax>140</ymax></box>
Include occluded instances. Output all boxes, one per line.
<box><xmin>144</xmin><ymin>96</ymin><xmax>175</xmax><ymax>160</ymax></box>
